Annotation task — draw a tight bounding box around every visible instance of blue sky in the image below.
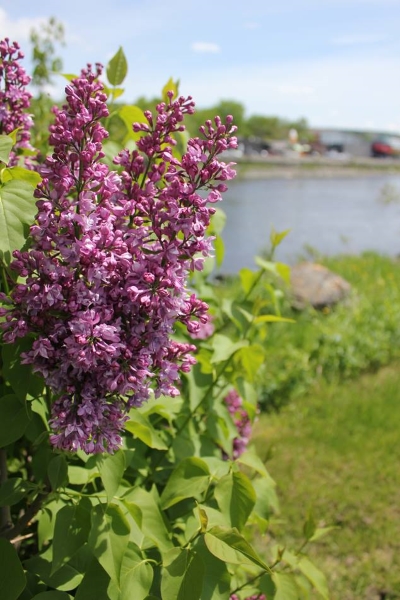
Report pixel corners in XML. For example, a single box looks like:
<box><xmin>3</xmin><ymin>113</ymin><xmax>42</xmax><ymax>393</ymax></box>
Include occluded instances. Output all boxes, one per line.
<box><xmin>2</xmin><ymin>0</ymin><xmax>400</xmax><ymax>132</ymax></box>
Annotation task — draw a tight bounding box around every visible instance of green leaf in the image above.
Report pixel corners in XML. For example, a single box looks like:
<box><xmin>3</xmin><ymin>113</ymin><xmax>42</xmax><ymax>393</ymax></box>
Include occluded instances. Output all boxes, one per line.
<box><xmin>214</xmin><ymin>471</ymin><xmax>256</xmax><ymax>530</ymax></box>
<box><xmin>254</xmin><ymin>257</ymin><xmax>291</xmax><ymax>285</ymax></box>
<box><xmin>118</xmin><ymin>105</ymin><xmax>147</xmax><ymax>141</ymax></box>
<box><xmin>160</xmin><ymin>457</ymin><xmax>210</xmax><ymax>510</ymax></box>
<box><xmin>303</xmin><ymin>510</ymin><xmax>316</xmax><ymax>540</ymax></box>
<box><xmin>122</xmin><ymin>501</ymin><xmax>143</xmax><ymax>529</ymax></box>
<box><xmin>37</xmin><ymin>498</ymin><xmax>66</xmax><ymax>550</ymax></box>
<box><xmin>48</xmin><ymin>455</ymin><xmax>68</xmax><ymax>490</ymax></box>
<box><xmin>297</xmin><ymin>556</ymin><xmax>330</xmax><ymax>599</ymax></box>
<box><xmin>0</xmin><ymin>394</ymin><xmax>31</xmax><ymax>447</ymax></box>
<box><xmin>97</xmin><ymin>450</ymin><xmax>126</xmax><ymax>502</ymax></box>
<box><xmin>2</xmin><ymin>338</ymin><xmax>44</xmax><ymax>401</ymax></box>
<box><xmin>139</xmin><ymin>394</ymin><xmax>183</xmax><ymax>422</ymax></box>
<box><xmin>0</xmin><ymin>135</ymin><xmax>13</xmax><ymax>164</ymax></box>
<box><xmin>270</xmin><ymin>227</ymin><xmax>291</xmax><ymax>248</ymax></box>
<box><xmin>204</xmin><ymin>526</ymin><xmax>271</xmax><ymax>572</ymax></box>
<box><xmin>2</xmin><ymin>167</ymin><xmax>41</xmax><ymax>187</ymax></box>
<box><xmin>0</xmin><ymin>179</ymin><xmax>37</xmax><ymax>265</ymax></box>
<box><xmin>0</xmin><ymin>538</ymin><xmax>26</xmax><ymax>599</ymax></box>
<box><xmin>253</xmin><ymin>314</ymin><xmax>295</xmax><ymax>324</ymax></box>
<box><xmin>32</xmin><ymin>593</ymin><xmax>70</xmax><ymax>599</ymax></box>
<box><xmin>106</xmin><ymin>47</ymin><xmax>128</xmax><ymax>86</ymax></box>
<box><xmin>272</xmin><ymin>572</ymin><xmax>299</xmax><ymax>600</ymax></box>
<box><xmin>236</xmin><ymin>450</ymin><xmax>274</xmax><ymax>480</ymax></box>
<box><xmin>74</xmin><ymin>558</ymin><xmax>115</xmax><ymax>600</ymax></box>
<box><xmin>235</xmin><ymin>344</ymin><xmax>266</xmax><ymax>382</ymax></box>
<box><xmin>182</xmin><ymin>363</ymin><xmax>214</xmax><ymax>413</ymax></box>
<box><xmin>162</xmin><ymin>77</ymin><xmax>179</xmax><ymax>103</ymax></box>
<box><xmin>125</xmin><ymin>411</ymin><xmax>167</xmax><ymax>450</ymax></box>
<box><xmin>210</xmin><ymin>334</ymin><xmax>249</xmax><ymax>364</ymax></box>
<box><xmin>161</xmin><ymin>548</ymin><xmax>205</xmax><ymax>600</ymax></box>
<box><xmin>88</xmin><ymin>503</ymin><xmax>130</xmax><ymax>585</ymax></box>
<box><xmin>239</xmin><ymin>268</ymin><xmax>259</xmax><ymax>295</ymax></box>
<box><xmin>61</xmin><ymin>73</ymin><xmax>78</xmax><ymax>82</ymax></box>
<box><xmin>124</xmin><ymin>487</ymin><xmax>172</xmax><ymax>552</ymax></box>
<box><xmin>195</xmin><ymin>538</ymin><xmax>231</xmax><ymax>600</ymax></box>
<box><xmin>259</xmin><ymin>573</ymin><xmax>277</xmax><ymax>597</ymax></box>
<box><xmin>251</xmin><ymin>476</ymin><xmax>280</xmax><ymax>519</ymax></box>
<box><xmin>210</xmin><ymin>208</ymin><xmax>227</xmax><ymax>235</ymax></box>
<box><xmin>103</xmin><ymin>85</ymin><xmax>125</xmax><ymax>100</ymax></box>
<box><xmin>309</xmin><ymin>526</ymin><xmax>339</xmax><ymax>542</ymax></box>
<box><xmin>120</xmin><ymin>560</ymin><xmax>153</xmax><ymax>600</ymax></box>
<box><xmin>0</xmin><ymin>477</ymin><xmax>34</xmax><ymax>506</ymax></box>
<box><xmin>214</xmin><ymin>235</ymin><xmax>225</xmax><ymax>268</ymax></box>
<box><xmin>198</xmin><ymin>506</ymin><xmax>209</xmax><ymax>533</ymax></box>
<box><xmin>52</xmin><ymin>500</ymin><xmax>91</xmax><ymax>574</ymax></box>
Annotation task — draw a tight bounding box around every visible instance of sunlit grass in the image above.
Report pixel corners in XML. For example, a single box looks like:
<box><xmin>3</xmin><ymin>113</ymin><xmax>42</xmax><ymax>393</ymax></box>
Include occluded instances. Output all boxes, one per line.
<box><xmin>252</xmin><ymin>365</ymin><xmax>400</xmax><ymax>599</ymax></box>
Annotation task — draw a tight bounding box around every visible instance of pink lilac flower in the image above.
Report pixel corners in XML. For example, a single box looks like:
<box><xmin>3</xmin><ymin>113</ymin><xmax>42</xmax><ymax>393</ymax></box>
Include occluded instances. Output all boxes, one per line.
<box><xmin>0</xmin><ymin>65</ymin><xmax>237</xmax><ymax>453</ymax></box>
<box><xmin>189</xmin><ymin>314</ymin><xmax>215</xmax><ymax>339</ymax></box>
<box><xmin>0</xmin><ymin>38</ymin><xmax>33</xmax><ymax>165</ymax></box>
<box><xmin>224</xmin><ymin>389</ymin><xmax>252</xmax><ymax>459</ymax></box>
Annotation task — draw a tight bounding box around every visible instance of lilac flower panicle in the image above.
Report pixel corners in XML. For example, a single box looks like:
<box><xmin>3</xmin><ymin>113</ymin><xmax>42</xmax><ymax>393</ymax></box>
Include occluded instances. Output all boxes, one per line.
<box><xmin>1</xmin><ymin>69</ymin><xmax>237</xmax><ymax>453</ymax></box>
<box><xmin>223</xmin><ymin>389</ymin><xmax>252</xmax><ymax>459</ymax></box>
<box><xmin>0</xmin><ymin>38</ymin><xmax>33</xmax><ymax>165</ymax></box>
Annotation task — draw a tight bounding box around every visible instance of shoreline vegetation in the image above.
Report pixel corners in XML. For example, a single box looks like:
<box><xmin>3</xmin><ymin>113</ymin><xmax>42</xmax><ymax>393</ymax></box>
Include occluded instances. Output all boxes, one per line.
<box><xmin>235</xmin><ymin>156</ymin><xmax>400</xmax><ymax>179</ymax></box>
<box><xmin>238</xmin><ymin>252</ymin><xmax>400</xmax><ymax>598</ymax></box>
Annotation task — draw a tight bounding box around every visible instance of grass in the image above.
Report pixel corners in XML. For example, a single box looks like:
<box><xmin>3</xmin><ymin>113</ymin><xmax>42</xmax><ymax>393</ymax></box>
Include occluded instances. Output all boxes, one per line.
<box><xmin>257</xmin><ymin>252</ymin><xmax>400</xmax><ymax>411</ymax></box>
<box><xmin>252</xmin><ymin>365</ymin><xmax>400</xmax><ymax>599</ymax></box>
<box><xmin>215</xmin><ymin>252</ymin><xmax>400</xmax><ymax>596</ymax></box>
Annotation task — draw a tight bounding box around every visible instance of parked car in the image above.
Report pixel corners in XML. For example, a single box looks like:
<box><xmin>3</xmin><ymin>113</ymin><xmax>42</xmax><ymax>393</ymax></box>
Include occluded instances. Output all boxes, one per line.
<box><xmin>371</xmin><ymin>135</ymin><xmax>400</xmax><ymax>158</ymax></box>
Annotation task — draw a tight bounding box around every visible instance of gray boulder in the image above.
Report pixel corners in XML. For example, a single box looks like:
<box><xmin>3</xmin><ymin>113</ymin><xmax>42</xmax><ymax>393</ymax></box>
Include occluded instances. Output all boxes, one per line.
<box><xmin>290</xmin><ymin>262</ymin><xmax>351</xmax><ymax>309</ymax></box>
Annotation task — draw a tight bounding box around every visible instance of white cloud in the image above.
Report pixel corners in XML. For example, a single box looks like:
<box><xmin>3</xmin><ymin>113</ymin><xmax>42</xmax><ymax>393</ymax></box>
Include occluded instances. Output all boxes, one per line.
<box><xmin>0</xmin><ymin>7</ymin><xmax>46</xmax><ymax>42</ymax></box>
<box><xmin>191</xmin><ymin>42</ymin><xmax>221</xmax><ymax>54</ymax></box>
<box><xmin>332</xmin><ymin>33</ymin><xmax>388</xmax><ymax>46</ymax></box>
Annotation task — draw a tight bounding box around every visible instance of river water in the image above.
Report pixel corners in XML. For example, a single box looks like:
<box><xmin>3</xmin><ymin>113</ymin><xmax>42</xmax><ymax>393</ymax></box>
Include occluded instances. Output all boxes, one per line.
<box><xmin>219</xmin><ymin>174</ymin><xmax>400</xmax><ymax>273</ymax></box>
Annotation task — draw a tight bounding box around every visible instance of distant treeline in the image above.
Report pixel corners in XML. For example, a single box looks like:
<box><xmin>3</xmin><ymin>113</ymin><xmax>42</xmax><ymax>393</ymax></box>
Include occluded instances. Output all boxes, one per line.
<box><xmin>134</xmin><ymin>96</ymin><xmax>311</xmax><ymax>141</ymax></box>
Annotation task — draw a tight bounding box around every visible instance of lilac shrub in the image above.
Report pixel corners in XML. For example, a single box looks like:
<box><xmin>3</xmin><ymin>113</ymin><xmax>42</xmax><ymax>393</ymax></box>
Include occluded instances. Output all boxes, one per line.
<box><xmin>0</xmin><ymin>38</ymin><xmax>33</xmax><ymax>164</ymax></box>
<box><xmin>0</xmin><ymin>63</ymin><xmax>237</xmax><ymax>453</ymax></box>
<box><xmin>224</xmin><ymin>388</ymin><xmax>253</xmax><ymax>458</ymax></box>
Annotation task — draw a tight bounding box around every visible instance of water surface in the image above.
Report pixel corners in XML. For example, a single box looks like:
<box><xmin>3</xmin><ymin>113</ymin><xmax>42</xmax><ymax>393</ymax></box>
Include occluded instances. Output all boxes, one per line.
<box><xmin>220</xmin><ymin>175</ymin><xmax>400</xmax><ymax>273</ymax></box>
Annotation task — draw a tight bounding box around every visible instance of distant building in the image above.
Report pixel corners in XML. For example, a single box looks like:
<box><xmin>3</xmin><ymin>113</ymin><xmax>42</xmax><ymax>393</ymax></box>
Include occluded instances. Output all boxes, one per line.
<box><xmin>313</xmin><ymin>129</ymin><xmax>400</xmax><ymax>157</ymax></box>
<box><xmin>312</xmin><ymin>129</ymin><xmax>372</xmax><ymax>157</ymax></box>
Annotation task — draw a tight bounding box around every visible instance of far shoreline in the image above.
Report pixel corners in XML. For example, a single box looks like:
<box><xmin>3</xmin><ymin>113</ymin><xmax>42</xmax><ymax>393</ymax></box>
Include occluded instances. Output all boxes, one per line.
<box><xmin>234</xmin><ymin>156</ymin><xmax>400</xmax><ymax>180</ymax></box>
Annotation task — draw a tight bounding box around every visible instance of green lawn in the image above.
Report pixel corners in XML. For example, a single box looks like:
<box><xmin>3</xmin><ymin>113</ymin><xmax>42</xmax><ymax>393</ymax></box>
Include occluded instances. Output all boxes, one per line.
<box><xmin>252</xmin><ymin>365</ymin><xmax>400</xmax><ymax>599</ymax></box>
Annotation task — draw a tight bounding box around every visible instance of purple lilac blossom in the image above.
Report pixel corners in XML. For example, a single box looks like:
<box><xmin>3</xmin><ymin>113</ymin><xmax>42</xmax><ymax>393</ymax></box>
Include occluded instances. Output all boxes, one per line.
<box><xmin>0</xmin><ymin>65</ymin><xmax>237</xmax><ymax>453</ymax></box>
<box><xmin>0</xmin><ymin>38</ymin><xmax>33</xmax><ymax>165</ymax></box>
<box><xmin>224</xmin><ymin>389</ymin><xmax>252</xmax><ymax>459</ymax></box>
<box><xmin>189</xmin><ymin>314</ymin><xmax>215</xmax><ymax>339</ymax></box>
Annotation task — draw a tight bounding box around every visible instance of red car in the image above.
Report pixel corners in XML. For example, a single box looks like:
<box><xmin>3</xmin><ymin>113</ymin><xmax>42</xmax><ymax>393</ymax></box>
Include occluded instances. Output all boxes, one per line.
<box><xmin>371</xmin><ymin>135</ymin><xmax>400</xmax><ymax>158</ymax></box>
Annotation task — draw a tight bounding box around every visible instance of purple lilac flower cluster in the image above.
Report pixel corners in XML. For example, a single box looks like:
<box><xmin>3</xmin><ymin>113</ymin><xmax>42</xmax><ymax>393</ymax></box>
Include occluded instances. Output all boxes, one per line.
<box><xmin>224</xmin><ymin>389</ymin><xmax>252</xmax><ymax>459</ymax></box>
<box><xmin>0</xmin><ymin>64</ymin><xmax>237</xmax><ymax>453</ymax></box>
<box><xmin>0</xmin><ymin>38</ymin><xmax>33</xmax><ymax>165</ymax></box>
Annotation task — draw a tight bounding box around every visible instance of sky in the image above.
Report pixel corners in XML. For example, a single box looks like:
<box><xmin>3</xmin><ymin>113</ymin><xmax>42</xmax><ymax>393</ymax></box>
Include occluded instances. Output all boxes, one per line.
<box><xmin>1</xmin><ymin>0</ymin><xmax>400</xmax><ymax>132</ymax></box>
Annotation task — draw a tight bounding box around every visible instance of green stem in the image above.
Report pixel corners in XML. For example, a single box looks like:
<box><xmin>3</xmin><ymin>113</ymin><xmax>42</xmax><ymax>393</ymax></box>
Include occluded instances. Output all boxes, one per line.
<box><xmin>229</xmin><ymin>570</ymin><xmax>268</xmax><ymax>595</ymax></box>
<box><xmin>45</xmin><ymin>385</ymin><xmax>52</xmax><ymax>414</ymax></box>
<box><xmin>175</xmin><ymin>354</ymin><xmax>235</xmax><ymax>439</ymax></box>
